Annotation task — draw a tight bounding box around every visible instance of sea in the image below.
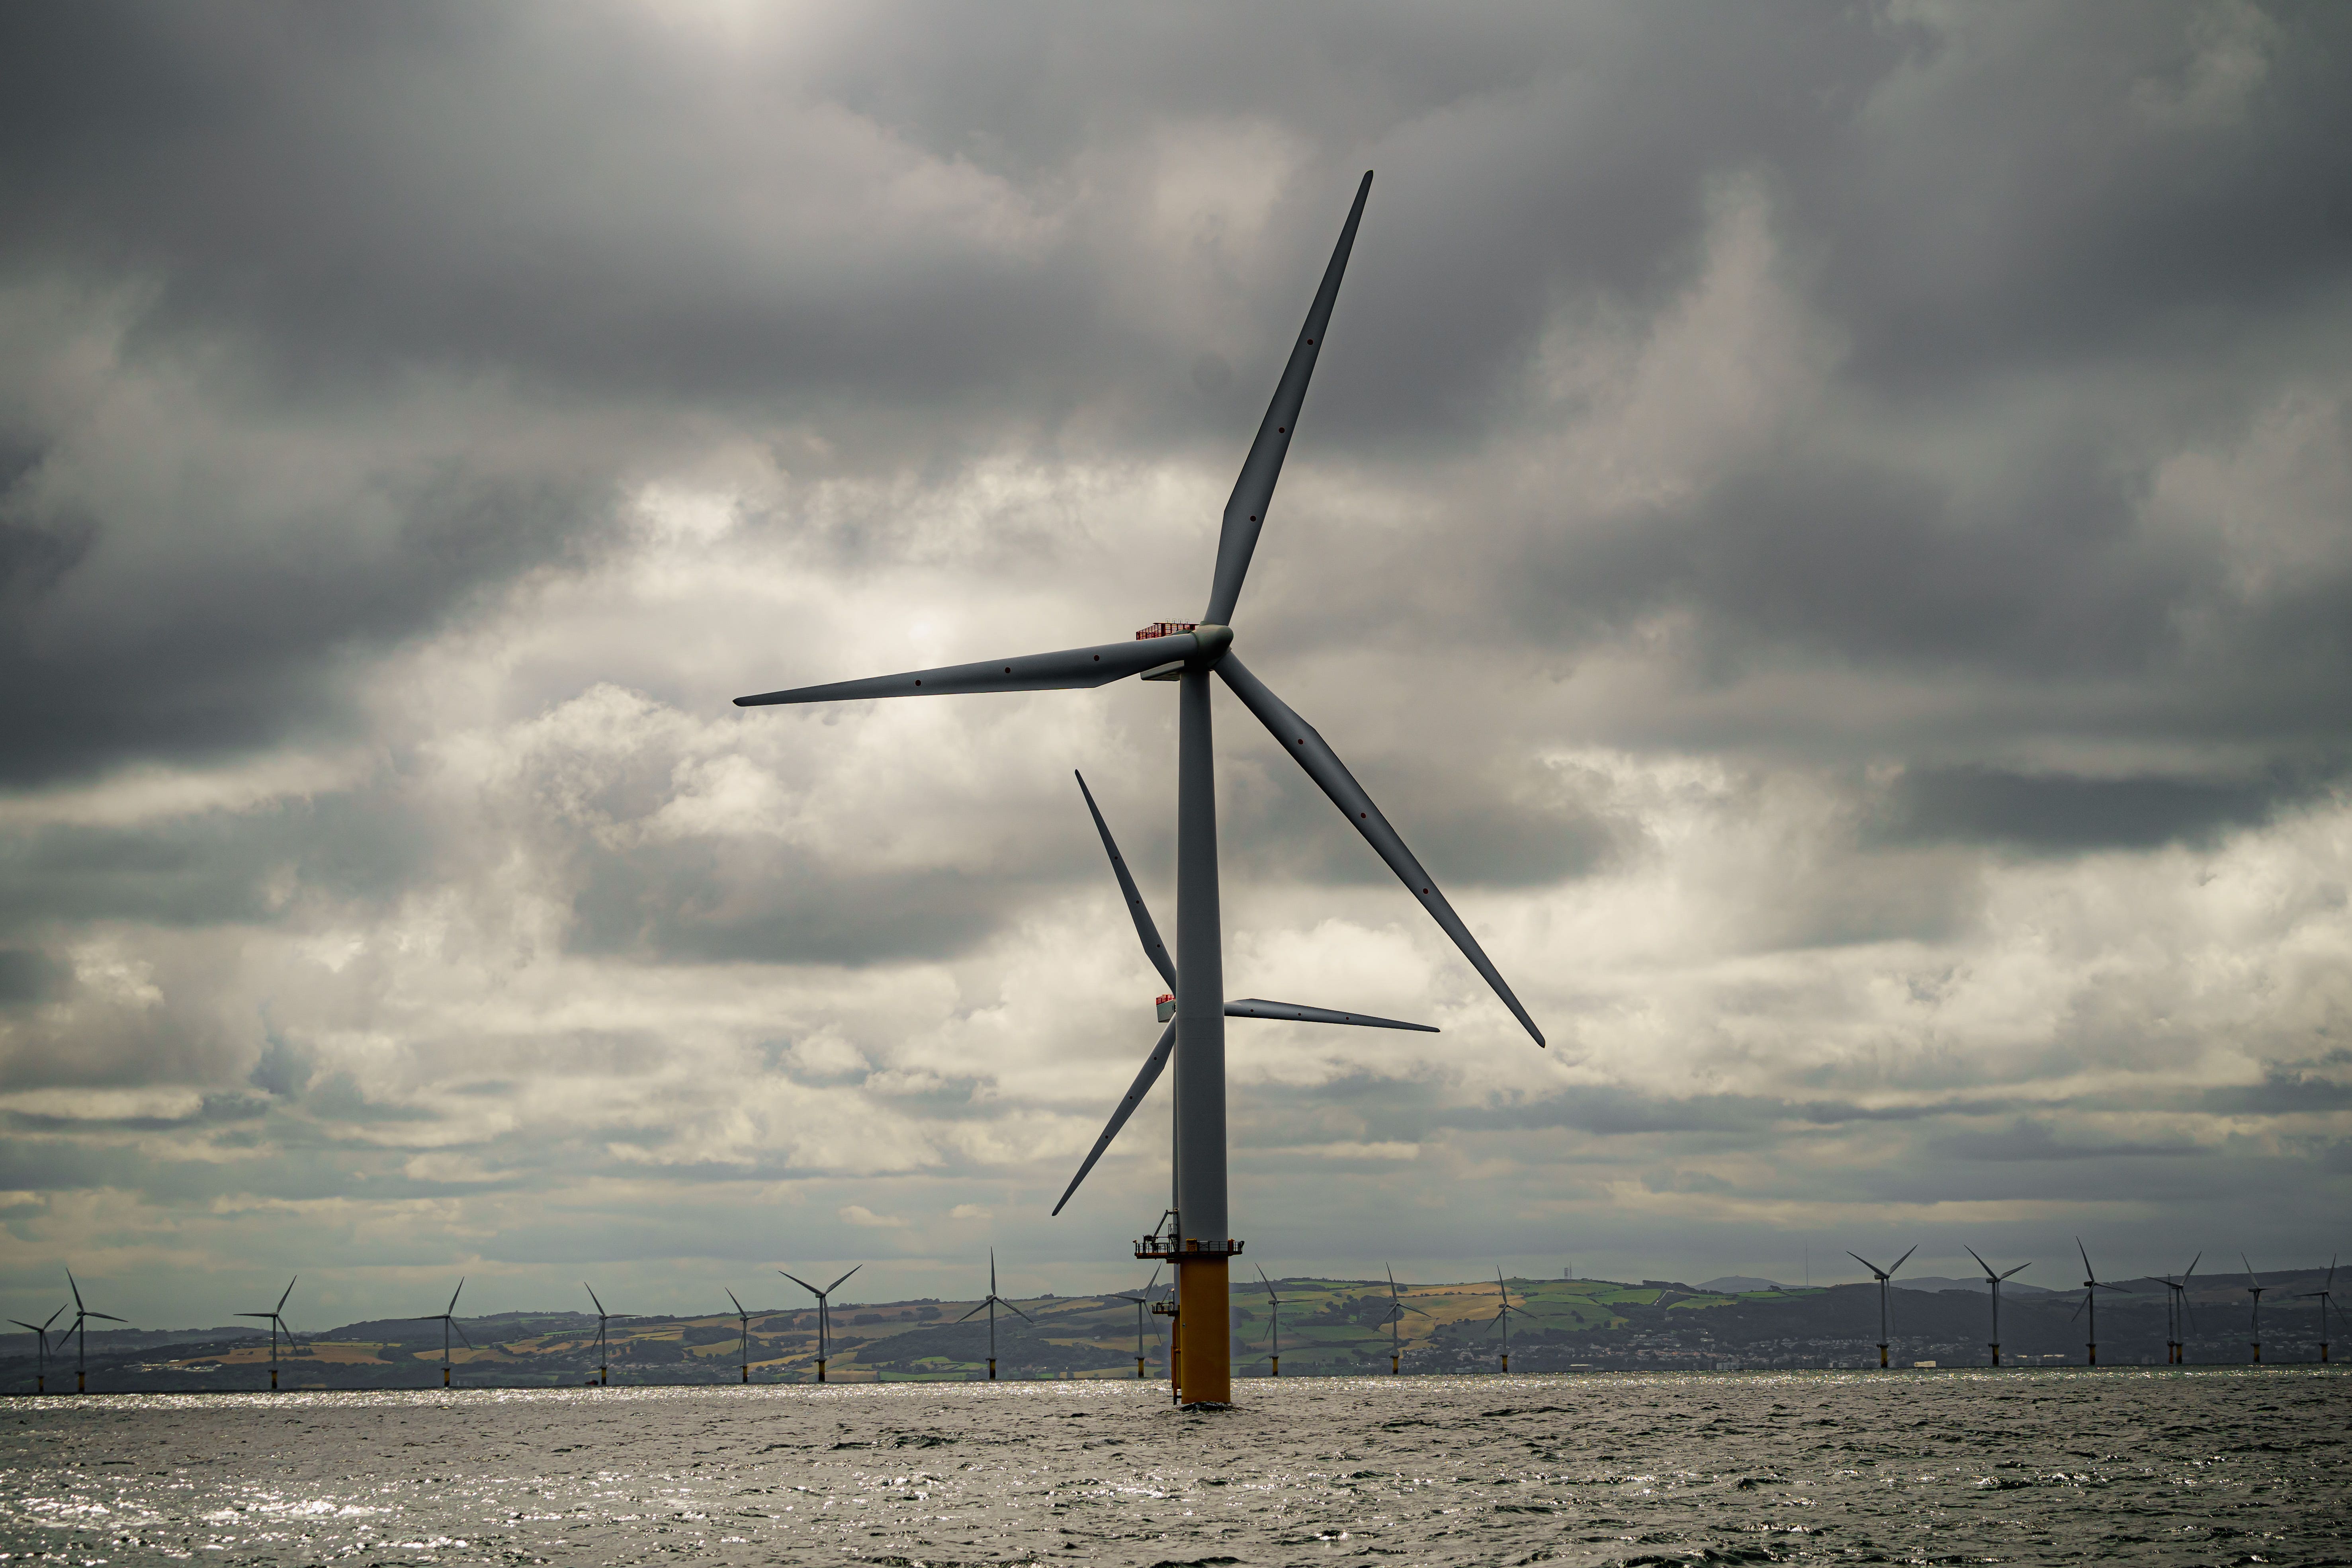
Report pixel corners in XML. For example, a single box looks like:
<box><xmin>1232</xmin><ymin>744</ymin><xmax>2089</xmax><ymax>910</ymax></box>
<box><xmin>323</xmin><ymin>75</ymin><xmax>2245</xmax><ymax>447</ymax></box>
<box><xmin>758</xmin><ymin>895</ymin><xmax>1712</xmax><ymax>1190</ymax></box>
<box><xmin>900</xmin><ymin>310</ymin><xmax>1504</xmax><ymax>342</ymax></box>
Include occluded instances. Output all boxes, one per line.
<box><xmin>3</xmin><ymin>1369</ymin><xmax>2344</xmax><ymax>1565</ymax></box>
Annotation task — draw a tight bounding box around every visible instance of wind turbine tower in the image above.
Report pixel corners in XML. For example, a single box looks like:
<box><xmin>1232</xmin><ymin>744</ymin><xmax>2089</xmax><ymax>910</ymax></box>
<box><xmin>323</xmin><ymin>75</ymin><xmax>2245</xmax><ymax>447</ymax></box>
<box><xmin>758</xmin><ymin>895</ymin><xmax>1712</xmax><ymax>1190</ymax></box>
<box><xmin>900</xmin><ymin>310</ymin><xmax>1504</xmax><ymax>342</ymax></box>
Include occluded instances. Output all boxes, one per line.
<box><xmin>2071</xmin><ymin>1241</ymin><xmax>2124</xmax><ymax>1367</ymax></box>
<box><xmin>583</xmin><ymin>1283</ymin><xmax>612</xmax><ymax>1385</ymax></box>
<box><xmin>732</xmin><ymin>172</ymin><xmax>1544</xmax><ymax>1407</ymax></box>
<box><xmin>1109</xmin><ymin>1268</ymin><xmax>1161</xmax><ymax>1379</ymax></box>
<box><xmin>1379</xmin><ymin>1265</ymin><xmax>1431</xmax><ymax>1375</ymax></box>
<box><xmin>8</xmin><ymin>1306</ymin><xmax>64</xmax><ymax>1394</ymax></box>
<box><xmin>62</xmin><ymin>1271</ymin><xmax>124</xmax><ymax>1394</ymax></box>
<box><xmin>956</xmin><ymin>1250</ymin><xmax>1031</xmax><ymax>1381</ymax></box>
<box><xmin>235</xmin><ymin>1277</ymin><xmax>300</xmax><ymax>1391</ymax></box>
<box><xmin>2302</xmin><ymin>1257</ymin><xmax>2337</xmax><ymax>1364</ymax></box>
<box><xmin>1846</xmin><ymin>1246</ymin><xmax>1916</xmax><ymax>1369</ymax></box>
<box><xmin>2240</xmin><ymin>1255</ymin><xmax>2268</xmax><ymax>1365</ymax></box>
<box><xmin>1486</xmin><ymin>1270</ymin><xmax>1524</xmax><ymax>1373</ymax></box>
<box><xmin>413</xmin><ymin>1279</ymin><xmax>471</xmax><ymax>1388</ymax></box>
<box><xmin>725</xmin><ymin>1289</ymin><xmax>756</xmax><ymax>1383</ymax></box>
<box><xmin>779</xmin><ymin>1265</ymin><xmax>860</xmax><ymax>1383</ymax></box>
<box><xmin>1963</xmin><ymin>1249</ymin><xmax>2029</xmax><ymax>1367</ymax></box>
<box><xmin>2160</xmin><ymin>1253</ymin><xmax>2200</xmax><ymax>1365</ymax></box>
<box><xmin>1254</xmin><ymin>1267</ymin><xmax>1287</xmax><ymax>1377</ymax></box>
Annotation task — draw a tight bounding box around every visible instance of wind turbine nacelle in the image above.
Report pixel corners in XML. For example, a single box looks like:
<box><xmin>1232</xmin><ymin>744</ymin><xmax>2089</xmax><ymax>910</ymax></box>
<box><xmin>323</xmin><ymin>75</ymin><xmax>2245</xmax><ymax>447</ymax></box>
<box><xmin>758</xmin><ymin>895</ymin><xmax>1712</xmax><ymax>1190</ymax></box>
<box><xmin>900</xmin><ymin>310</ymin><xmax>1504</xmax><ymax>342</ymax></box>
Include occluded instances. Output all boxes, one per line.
<box><xmin>1138</xmin><ymin>623</ymin><xmax>1232</xmax><ymax>679</ymax></box>
<box><xmin>1156</xmin><ymin>993</ymin><xmax>1175</xmax><ymax>1023</ymax></box>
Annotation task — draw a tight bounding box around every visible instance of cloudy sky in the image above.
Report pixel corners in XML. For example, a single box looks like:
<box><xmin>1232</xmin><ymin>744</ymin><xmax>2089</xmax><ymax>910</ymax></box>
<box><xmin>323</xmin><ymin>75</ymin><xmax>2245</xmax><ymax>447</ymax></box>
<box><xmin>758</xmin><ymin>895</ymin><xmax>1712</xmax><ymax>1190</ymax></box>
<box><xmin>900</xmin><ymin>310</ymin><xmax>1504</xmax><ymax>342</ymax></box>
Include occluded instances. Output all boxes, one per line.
<box><xmin>4</xmin><ymin>1</ymin><xmax>2349</xmax><ymax>1329</ymax></box>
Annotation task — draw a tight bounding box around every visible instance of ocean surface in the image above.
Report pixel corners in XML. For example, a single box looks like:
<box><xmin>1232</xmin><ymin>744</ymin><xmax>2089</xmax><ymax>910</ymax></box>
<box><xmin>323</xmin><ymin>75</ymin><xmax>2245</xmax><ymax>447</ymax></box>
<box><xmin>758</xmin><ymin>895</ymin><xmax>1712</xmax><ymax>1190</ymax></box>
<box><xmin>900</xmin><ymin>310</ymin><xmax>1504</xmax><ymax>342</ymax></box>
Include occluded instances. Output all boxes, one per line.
<box><xmin>3</xmin><ymin>1370</ymin><xmax>2344</xmax><ymax>1566</ymax></box>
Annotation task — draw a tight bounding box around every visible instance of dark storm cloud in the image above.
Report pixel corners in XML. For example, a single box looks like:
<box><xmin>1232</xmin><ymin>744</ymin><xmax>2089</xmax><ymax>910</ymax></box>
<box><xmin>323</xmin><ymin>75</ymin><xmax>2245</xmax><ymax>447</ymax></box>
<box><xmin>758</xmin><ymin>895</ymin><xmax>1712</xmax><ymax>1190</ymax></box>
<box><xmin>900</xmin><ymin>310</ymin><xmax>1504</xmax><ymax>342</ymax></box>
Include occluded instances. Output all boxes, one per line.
<box><xmin>1869</xmin><ymin>763</ymin><xmax>2336</xmax><ymax>852</ymax></box>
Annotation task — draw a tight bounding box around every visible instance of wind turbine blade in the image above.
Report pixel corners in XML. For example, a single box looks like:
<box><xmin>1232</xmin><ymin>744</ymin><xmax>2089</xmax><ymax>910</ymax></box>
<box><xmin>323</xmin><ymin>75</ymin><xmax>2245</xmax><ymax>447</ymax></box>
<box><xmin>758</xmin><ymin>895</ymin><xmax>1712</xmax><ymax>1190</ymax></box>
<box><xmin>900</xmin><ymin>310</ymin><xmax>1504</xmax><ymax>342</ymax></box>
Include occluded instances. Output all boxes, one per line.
<box><xmin>278</xmin><ymin>1278</ymin><xmax>297</xmax><ymax>1313</ymax></box>
<box><xmin>825</xmin><ymin>1265</ymin><xmax>861</xmax><ymax>1294</ymax></box>
<box><xmin>1075</xmin><ymin>772</ymin><xmax>1175</xmax><ymax>990</ymax></box>
<box><xmin>778</xmin><ymin>1271</ymin><xmax>817</xmax><ymax>1295</ymax></box>
<box><xmin>68</xmin><ymin>1272</ymin><xmax>84</xmax><ymax>1312</ymax></box>
<box><xmin>1965</xmin><ymin>1246</ymin><xmax>1994</xmax><ymax>1279</ymax></box>
<box><xmin>1003</xmin><ymin>1299</ymin><xmax>1034</xmax><ymax>1324</ymax></box>
<box><xmin>1202</xmin><ymin>171</ymin><xmax>1372</xmax><ymax>627</ymax></box>
<box><xmin>1216</xmin><ymin>654</ymin><xmax>1543</xmax><ymax>1046</ymax></box>
<box><xmin>955</xmin><ymin>1301</ymin><xmax>989</xmax><ymax>1324</ymax></box>
<box><xmin>585</xmin><ymin>1283</ymin><xmax>605</xmax><ymax>1317</ymax></box>
<box><xmin>448</xmin><ymin>1279</ymin><xmax>465</xmax><ymax>1316</ymax></box>
<box><xmin>727</xmin><ymin>1288</ymin><xmax>746</xmax><ymax>1315</ymax></box>
<box><xmin>1999</xmin><ymin>1263</ymin><xmax>2031</xmax><ymax>1281</ymax></box>
<box><xmin>1225</xmin><ymin>999</ymin><xmax>1437</xmax><ymax>1032</ymax></box>
<box><xmin>1846</xmin><ymin>1252</ymin><xmax>1883</xmax><ymax>1276</ymax></box>
<box><xmin>41</xmin><ymin>1307</ymin><xmax>63</xmax><ymax>1331</ymax></box>
<box><xmin>1050</xmin><ymin>1019</ymin><xmax>1176</xmax><ymax>1216</ymax></box>
<box><xmin>90</xmin><ymin>1312</ymin><xmax>125</xmax><ymax>1323</ymax></box>
<box><xmin>2077</xmin><ymin>1238</ymin><xmax>2094</xmax><ymax>1279</ymax></box>
<box><xmin>1890</xmin><ymin>1245</ymin><xmax>1917</xmax><ymax>1275</ymax></box>
<box><xmin>452</xmin><ymin>1320</ymin><xmax>472</xmax><ymax>1349</ymax></box>
<box><xmin>2241</xmin><ymin>1253</ymin><xmax>2261</xmax><ymax>1287</ymax></box>
<box><xmin>735</xmin><ymin>634</ymin><xmax>1203</xmax><ymax>708</ymax></box>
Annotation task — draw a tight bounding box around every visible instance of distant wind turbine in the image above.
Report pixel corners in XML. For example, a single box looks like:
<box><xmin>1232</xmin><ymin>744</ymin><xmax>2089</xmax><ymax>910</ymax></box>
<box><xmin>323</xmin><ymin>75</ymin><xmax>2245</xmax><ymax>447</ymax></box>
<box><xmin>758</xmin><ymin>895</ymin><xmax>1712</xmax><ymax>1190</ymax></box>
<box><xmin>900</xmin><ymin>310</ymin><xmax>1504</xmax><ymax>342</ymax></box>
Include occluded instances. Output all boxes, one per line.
<box><xmin>1108</xmin><ymin>1268</ymin><xmax>1162</xmax><ymax>1379</ymax></box>
<box><xmin>2240</xmin><ymin>1255</ymin><xmax>2268</xmax><ymax>1365</ymax></box>
<box><xmin>1378</xmin><ymin>1265</ymin><xmax>1432</xmax><ymax>1376</ymax></box>
<box><xmin>235</xmin><ymin>1277</ymin><xmax>301</xmax><ymax>1391</ymax></box>
<box><xmin>583</xmin><ymin>1283</ymin><xmax>612</xmax><ymax>1386</ymax></box>
<box><xmin>1485</xmin><ymin>1270</ymin><xmax>1523</xmax><ymax>1373</ymax></box>
<box><xmin>956</xmin><ymin>1249</ymin><xmax>1030</xmax><ymax>1381</ymax></box>
<box><xmin>2160</xmin><ymin>1253</ymin><xmax>2200</xmax><ymax>1366</ymax></box>
<box><xmin>1254</xmin><ymin>1267</ymin><xmax>1288</xmax><ymax>1377</ymax></box>
<box><xmin>2301</xmin><ymin>1256</ymin><xmax>2337</xmax><ymax>1365</ymax></box>
<box><xmin>413</xmin><ymin>1278</ymin><xmax>470</xmax><ymax>1388</ymax></box>
<box><xmin>779</xmin><ymin>1265</ymin><xmax>861</xmax><ymax>1383</ymax></box>
<box><xmin>1963</xmin><ymin>1249</ymin><xmax>2030</xmax><ymax>1367</ymax></box>
<box><xmin>2070</xmin><ymin>1241</ymin><xmax>2125</xmax><ymax>1367</ymax></box>
<box><xmin>1846</xmin><ymin>1246</ymin><xmax>1917</xmax><ymax>1369</ymax></box>
<box><xmin>725</xmin><ymin>1288</ymin><xmax>757</xmax><ymax>1383</ymax></box>
<box><xmin>1050</xmin><ymin>770</ymin><xmax>1437</xmax><ymax>1221</ymax></box>
<box><xmin>733</xmin><ymin>172</ymin><xmax>1546</xmax><ymax>1407</ymax></box>
<box><xmin>8</xmin><ymin>1306</ymin><xmax>65</xmax><ymax>1395</ymax></box>
<box><xmin>62</xmin><ymin>1271</ymin><xmax>125</xmax><ymax>1394</ymax></box>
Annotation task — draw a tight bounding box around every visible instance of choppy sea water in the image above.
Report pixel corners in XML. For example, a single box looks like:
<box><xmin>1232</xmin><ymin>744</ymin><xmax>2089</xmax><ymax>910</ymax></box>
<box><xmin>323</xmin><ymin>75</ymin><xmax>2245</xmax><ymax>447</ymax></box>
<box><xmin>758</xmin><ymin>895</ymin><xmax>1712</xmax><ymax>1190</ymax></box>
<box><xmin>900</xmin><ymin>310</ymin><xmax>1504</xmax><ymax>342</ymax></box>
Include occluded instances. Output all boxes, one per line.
<box><xmin>4</xmin><ymin>1371</ymin><xmax>2345</xmax><ymax>1566</ymax></box>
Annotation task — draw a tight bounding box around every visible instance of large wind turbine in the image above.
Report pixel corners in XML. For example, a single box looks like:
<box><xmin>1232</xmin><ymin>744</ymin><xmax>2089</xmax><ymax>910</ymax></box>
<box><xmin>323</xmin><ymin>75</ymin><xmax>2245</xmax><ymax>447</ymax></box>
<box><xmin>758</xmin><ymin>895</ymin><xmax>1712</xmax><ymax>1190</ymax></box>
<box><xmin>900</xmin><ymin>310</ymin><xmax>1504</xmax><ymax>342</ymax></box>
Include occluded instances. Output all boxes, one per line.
<box><xmin>62</xmin><ymin>1271</ymin><xmax>124</xmax><ymax>1394</ymax></box>
<box><xmin>235</xmin><ymin>1277</ymin><xmax>300</xmax><ymax>1391</ymax></box>
<box><xmin>779</xmin><ymin>1265</ymin><xmax>861</xmax><ymax>1383</ymax></box>
<box><xmin>1846</xmin><ymin>1246</ymin><xmax>1916</xmax><ymax>1369</ymax></box>
<box><xmin>1378</xmin><ymin>1265</ymin><xmax>1431</xmax><ymax>1376</ymax></box>
<box><xmin>733</xmin><ymin>172</ymin><xmax>1543</xmax><ymax>1407</ymax></box>
<box><xmin>1963</xmin><ymin>1248</ymin><xmax>2029</xmax><ymax>1367</ymax></box>
<box><xmin>2070</xmin><ymin>1241</ymin><xmax>2124</xmax><ymax>1367</ymax></box>
<box><xmin>8</xmin><ymin>1306</ymin><xmax>64</xmax><ymax>1394</ymax></box>
<box><xmin>1253</xmin><ymin>1267</ymin><xmax>1288</xmax><ymax>1378</ymax></box>
<box><xmin>2240</xmin><ymin>1255</ymin><xmax>2268</xmax><ymax>1365</ymax></box>
<box><xmin>583</xmin><ymin>1283</ymin><xmax>612</xmax><ymax>1386</ymax></box>
<box><xmin>2161</xmin><ymin>1253</ymin><xmax>2200</xmax><ymax>1366</ymax></box>
<box><xmin>2301</xmin><ymin>1256</ymin><xmax>2337</xmax><ymax>1365</ymax></box>
<box><xmin>957</xmin><ymin>1249</ymin><xmax>1031</xmax><ymax>1381</ymax></box>
<box><xmin>413</xmin><ymin>1279</ymin><xmax>470</xmax><ymax>1388</ymax></box>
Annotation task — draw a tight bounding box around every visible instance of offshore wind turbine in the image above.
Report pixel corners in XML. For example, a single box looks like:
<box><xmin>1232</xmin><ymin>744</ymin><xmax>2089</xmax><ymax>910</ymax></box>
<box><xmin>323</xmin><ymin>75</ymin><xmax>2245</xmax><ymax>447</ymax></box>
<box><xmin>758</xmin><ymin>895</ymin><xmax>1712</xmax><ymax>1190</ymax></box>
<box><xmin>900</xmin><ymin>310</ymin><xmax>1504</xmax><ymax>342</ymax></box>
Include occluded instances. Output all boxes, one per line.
<box><xmin>62</xmin><ymin>1271</ymin><xmax>124</xmax><ymax>1394</ymax></box>
<box><xmin>956</xmin><ymin>1250</ymin><xmax>1031</xmax><ymax>1381</ymax></box>
<box><xmin>2070</xmin><ymin>1241</ymin><xmax>2125</xmax><ymax>1367</ymax></box>
<box><xmin>2160</xmin><ymin>1253</ymin><xmax>2200</xmax><ymax>1365</ymax></box>
<box><xmin>413</xmin><ymin>1278</ymin><xmax>471</xmax><ymax>1388</ymax></box>
<box><xmin>1846</xmin><ymin>1246</ymin><xmax>1916</xmax><ymax>1369</ymax></box>
<box><xmin>725</xmin><ymin>1288</ymin><xmax>757</xmax><ymax>1383</ymax></box>
<box><xmin>583</xmin><ymin>1283</ymin><xmax>612</xmax><ymax>1386</ymax></box>
<box><xmin>1052</xmin><ymin>772</ymin><xmax>1437</xmax><ymax>1223</ymax></box>
<box><xmin>1378</xmin><ymin>1265</ymin><xmax>1432</xmax><ymax>1375</ymax></box>
<box><xmin>1485</xmin><ymin>1270</ymin><xmax>1523</xmax><ymax>1373</ymax></box>
<box><xmin>1253</xmin><ymin>1267</ymin><xmax>1288</xmax><ymax>1377</ymax></box>
<box><xmin>7</xmin><ymin>1307</ymin><xmax>63</xmax><ymax>1392</ymax></box>
<box><xmin>733</xmin><ymin>172</ymin><xmax>1543</xmax><ymax>1407</ymax></box>
<box><xmin>1964</xmin><ymin>1248</ymin><xmax>2030</xmax><ymax>1367</ymax></box>
<box><xmin>1108</xmin><ymin>1267</ymin><xmax>1161</xmax><ymax>1379</ymax></box>
<box><xmin>2301</xmin><ymin>1256</ymin><xmax>2337</xmax><ymax>1365</ymax></box>
<box><xmin>2239</xmin><ymin>1255</ymin><xmax>2268</xmax><ymax>1365</ymax></box>
<box><xmin>779</xmin><ymin>1265</ymin><xmax>861</xmax><ymax>1383</ymax></box>
<box><xmin>234</xmin><ymin>1277</ymin><xmax>301</xmax><ymax>1391</ymax></box>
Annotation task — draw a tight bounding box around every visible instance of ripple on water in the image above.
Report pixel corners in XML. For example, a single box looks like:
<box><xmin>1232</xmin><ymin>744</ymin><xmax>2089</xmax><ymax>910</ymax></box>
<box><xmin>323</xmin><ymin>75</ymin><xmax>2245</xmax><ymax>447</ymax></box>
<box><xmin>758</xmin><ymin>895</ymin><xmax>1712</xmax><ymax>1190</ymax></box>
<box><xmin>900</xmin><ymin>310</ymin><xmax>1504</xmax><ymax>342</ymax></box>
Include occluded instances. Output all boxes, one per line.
<box><xmin>0</xmin><ymin>1371</ymin><xmax>2344</xmax><ymax>1565</ymax></box>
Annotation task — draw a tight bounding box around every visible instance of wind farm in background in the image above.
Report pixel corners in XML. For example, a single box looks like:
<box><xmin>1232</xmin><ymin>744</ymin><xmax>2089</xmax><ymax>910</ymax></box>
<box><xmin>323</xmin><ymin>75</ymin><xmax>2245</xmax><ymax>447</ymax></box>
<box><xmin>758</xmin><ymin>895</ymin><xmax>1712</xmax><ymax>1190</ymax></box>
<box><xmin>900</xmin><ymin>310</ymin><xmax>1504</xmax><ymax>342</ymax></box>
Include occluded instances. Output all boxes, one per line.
<box><xmin>6</xmin><ymin>1258</ymin><xmax>2340</xmax><ymax>1395</ymax></box>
